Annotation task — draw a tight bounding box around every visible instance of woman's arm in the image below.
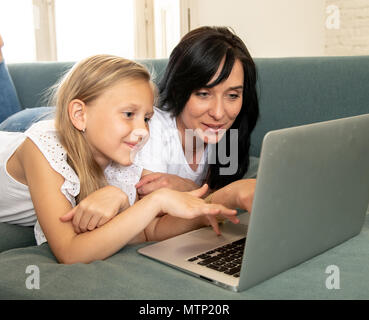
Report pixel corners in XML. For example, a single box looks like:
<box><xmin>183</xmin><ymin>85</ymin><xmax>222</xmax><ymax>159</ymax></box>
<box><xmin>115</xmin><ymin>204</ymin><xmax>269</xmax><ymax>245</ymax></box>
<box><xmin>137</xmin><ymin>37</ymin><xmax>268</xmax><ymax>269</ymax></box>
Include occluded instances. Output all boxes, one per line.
<box><xmin>208</xmin><ymin>179</ymin><xmax>256</xmax><ymax>213</ymax></box>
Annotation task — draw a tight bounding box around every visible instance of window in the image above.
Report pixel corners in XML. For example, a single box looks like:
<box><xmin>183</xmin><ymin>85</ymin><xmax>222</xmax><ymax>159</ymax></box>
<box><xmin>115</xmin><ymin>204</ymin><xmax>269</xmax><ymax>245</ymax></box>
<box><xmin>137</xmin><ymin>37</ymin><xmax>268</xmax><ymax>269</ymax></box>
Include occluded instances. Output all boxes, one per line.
<box><xmin>54</xmin><ymin>0</ymin><xmax>135</xmax><ymax>61</ymax></box>
<box><xmin>154</xmin><ymin>0</ymin><xmax>180</xmax><ymax>58</ymax></box>
<box><xmin>0</xmin><ymin>0</ymin><xmax>189</xmax><ymax>63</ymax></box>
<box><xmin>0</xmin><ymin>0</ymin><xmax>36</xmax><ymax>63</ymax></box>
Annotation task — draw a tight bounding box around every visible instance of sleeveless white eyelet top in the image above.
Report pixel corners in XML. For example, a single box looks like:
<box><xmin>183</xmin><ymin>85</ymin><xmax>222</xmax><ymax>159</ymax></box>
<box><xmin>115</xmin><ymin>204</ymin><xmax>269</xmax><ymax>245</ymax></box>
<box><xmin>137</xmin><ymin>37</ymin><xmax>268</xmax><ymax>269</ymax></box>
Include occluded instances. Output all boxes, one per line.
<box><xmin>0</xmin><ymin>120</ymin><xmax>143</xmax><ymax>245</ymax></box>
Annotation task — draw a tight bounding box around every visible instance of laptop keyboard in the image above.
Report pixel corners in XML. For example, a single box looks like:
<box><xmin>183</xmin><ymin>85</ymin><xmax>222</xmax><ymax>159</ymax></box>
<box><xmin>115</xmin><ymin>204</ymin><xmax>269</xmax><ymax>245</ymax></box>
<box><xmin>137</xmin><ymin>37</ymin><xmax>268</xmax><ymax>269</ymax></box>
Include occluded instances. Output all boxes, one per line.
<box><xmin>187</xmin><ymin>238</ymin><xmax>246</xmax><ymax>278</ymax></box>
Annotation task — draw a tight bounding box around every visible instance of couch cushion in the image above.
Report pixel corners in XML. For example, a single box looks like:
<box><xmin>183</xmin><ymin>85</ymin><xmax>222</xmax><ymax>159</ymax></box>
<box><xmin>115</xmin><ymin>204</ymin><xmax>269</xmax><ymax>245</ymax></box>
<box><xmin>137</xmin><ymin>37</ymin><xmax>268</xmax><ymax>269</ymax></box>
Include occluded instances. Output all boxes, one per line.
<box><xmin>0</xmin><ymin>214</ymin><xmax>368</xmax><ymax>299</ymax></box>
<box><xmin>0</xmin><ymin>223</ymin><xmax>36</xmax><ymax>253</ymax></box>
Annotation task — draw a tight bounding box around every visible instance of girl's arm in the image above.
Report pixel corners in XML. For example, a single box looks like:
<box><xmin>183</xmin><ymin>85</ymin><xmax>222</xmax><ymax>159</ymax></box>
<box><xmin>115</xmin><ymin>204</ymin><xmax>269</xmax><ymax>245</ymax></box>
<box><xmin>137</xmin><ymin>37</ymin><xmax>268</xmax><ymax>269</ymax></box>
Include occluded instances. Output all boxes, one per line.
<box><xmin>144</xmin><ymin>215</ymin><xmax>210</xmax><ymax>241</ymax></box>
<box><xmin>20</xmin><ymin>138</ymin><xmax>237</xmax><ymax>264</ymax></box>
<box><xmin>21</xmin><ymin>138</ymin><xmax>162</xmax><ymax>264</ymax></box>
<box><xmin>142</xmin><ymin>186</ymin><xmax>240</xmax><ymax>241</ymax></box>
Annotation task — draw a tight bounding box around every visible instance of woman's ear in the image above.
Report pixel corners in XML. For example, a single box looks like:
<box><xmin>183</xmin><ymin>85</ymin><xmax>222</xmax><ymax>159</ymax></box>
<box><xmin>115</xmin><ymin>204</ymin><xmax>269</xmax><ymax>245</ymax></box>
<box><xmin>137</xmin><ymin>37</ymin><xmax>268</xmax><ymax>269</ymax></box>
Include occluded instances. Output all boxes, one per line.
<box><xmin>68</xmin><ymin>99</ymin><xmax>87</xmax><ymax>132</ymax></box>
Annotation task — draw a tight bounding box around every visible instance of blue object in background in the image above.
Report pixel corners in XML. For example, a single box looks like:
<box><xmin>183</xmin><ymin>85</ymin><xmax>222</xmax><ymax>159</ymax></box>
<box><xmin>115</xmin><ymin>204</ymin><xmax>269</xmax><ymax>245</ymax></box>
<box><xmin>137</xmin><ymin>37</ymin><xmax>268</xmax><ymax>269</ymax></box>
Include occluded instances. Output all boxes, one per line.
<box><xmin>0</xmin><ymin>106</ymin><xmax>55</xmax><ymax>132</ymax></box>
<box><xmin>0</xmin><ymin>61</ymin><xmax>22</xmax><ymax>124</ymax></box>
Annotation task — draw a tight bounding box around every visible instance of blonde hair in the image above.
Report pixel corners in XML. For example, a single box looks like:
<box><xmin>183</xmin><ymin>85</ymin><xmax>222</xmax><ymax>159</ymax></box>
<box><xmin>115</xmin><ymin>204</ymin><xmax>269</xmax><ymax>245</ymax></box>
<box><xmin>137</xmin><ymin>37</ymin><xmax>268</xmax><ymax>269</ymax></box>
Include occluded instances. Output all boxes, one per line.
<box><xmin>52</xmin><ymin>54</ymin><xmax>152</xmax><ymax>203</ymax></box>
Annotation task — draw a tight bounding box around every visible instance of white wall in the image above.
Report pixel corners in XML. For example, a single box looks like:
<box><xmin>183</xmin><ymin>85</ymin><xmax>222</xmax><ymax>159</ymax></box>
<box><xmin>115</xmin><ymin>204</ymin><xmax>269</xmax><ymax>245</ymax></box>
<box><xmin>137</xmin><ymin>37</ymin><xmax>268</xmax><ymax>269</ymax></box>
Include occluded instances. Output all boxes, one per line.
<box><xmin>192</xmin><ymin>0</ymin><xmax>326</xmax><ymax>57</ymax></box>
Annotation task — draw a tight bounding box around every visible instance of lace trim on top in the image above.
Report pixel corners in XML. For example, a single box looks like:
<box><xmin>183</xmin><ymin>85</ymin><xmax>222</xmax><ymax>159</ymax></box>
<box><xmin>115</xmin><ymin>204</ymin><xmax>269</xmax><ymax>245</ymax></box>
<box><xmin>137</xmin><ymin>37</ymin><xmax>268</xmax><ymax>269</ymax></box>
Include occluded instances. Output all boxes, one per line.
<box><xmin>25</xmin><ymin>120</ymin><xmax>80</xmax><ymax>206</ymax></box>
<box><xmin>104</xmin><ymin>162</ymin><xmax>142</xmax><ymax>206</ymax></box>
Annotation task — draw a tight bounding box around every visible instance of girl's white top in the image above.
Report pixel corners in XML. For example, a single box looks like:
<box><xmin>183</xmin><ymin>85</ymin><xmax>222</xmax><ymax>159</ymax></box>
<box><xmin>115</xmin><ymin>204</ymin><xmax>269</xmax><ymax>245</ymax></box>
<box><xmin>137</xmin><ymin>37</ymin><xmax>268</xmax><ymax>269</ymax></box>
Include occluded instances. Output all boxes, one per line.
<box><xmin>135</xmin><ymin>107</ymin><xmax>209</xmax><ymax>185</ymax></box>
<box><xmin>0</xmin><ymin>120</ymin><xmax>143</xmax><ymax>245</ymax></box>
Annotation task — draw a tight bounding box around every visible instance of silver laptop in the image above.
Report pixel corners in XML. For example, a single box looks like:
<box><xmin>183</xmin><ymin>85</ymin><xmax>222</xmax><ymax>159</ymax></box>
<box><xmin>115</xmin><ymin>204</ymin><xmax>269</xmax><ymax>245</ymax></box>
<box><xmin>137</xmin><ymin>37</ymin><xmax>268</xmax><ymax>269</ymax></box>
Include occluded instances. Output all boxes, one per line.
<box><xmin>138</xmin><ymin>114</ymin><xmax>369</xmax><ymax>292</ymax></box>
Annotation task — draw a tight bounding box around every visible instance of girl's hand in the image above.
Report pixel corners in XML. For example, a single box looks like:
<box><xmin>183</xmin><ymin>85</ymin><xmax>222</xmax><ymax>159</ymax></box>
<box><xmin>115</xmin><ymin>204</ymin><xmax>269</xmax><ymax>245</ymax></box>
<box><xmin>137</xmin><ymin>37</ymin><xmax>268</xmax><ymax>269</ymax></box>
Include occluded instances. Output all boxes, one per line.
<box><xmin>135</xmin><ymin>172</ymin><xmax>199</xmax><ymax>198</ymax></box>
<box><xmin>60</xmin><ymin>185</ymin><xmax>130</xmax><ymax>234</ymax></box>
<box><xmin>155</xmin><ymin>184</ymin><xmax>239</xmax><ymax>234</ymax></box>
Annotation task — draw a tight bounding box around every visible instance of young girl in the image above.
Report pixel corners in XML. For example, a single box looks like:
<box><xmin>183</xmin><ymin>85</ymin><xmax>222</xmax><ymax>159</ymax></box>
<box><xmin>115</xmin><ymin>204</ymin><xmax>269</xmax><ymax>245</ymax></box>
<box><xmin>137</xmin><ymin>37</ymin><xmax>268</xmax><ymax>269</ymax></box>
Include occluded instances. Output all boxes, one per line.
<box><xmin>0</xmin><ymin>54</ymin><xmax>239</xmax><ymax>264</ymax></box>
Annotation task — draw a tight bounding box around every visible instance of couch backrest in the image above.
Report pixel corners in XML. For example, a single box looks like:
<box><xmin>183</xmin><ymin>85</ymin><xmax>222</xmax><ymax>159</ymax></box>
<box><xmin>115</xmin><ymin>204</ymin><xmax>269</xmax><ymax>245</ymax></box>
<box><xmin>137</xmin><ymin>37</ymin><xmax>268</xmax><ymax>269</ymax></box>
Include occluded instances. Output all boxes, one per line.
<box><xmin>8</xmin><ymin>56</ymin><xmax>369</xmax><ymax>157</ymax></box>
<box><xmin>6</xmin><ymin>59</ymin><xmax>168</xmax><ymax>108</ymax></box>
<box><xmin>251</xmin><ymin>56</ymin><xmax>369</xmax><ymax>156</ymax></box>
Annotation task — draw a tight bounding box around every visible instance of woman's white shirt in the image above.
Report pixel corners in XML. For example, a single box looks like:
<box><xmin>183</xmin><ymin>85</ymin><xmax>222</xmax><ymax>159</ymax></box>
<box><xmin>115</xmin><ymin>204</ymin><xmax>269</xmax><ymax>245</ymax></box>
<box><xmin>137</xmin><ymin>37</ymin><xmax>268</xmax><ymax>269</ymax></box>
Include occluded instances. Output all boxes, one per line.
<box><xmin>134</xmin><ymin>107</ymin><xmax>209</xmax><ymax>185</ymax></box>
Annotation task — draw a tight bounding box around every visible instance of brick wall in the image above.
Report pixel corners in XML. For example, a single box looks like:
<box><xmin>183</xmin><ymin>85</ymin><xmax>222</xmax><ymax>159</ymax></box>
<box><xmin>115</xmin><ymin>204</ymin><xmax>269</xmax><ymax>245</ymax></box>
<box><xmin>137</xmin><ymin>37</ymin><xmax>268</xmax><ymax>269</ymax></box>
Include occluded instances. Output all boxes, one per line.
<box><xmin>325</xmin><ymin>0</ymin><xmax>369</xmax><ymax>55</ymax></box>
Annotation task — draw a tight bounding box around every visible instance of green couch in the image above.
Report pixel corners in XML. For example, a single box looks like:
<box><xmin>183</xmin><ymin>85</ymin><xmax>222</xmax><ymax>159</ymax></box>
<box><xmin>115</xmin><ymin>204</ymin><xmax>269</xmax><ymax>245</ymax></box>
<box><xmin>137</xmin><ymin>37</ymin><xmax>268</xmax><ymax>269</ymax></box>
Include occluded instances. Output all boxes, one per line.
<box><xmin>1</xmin><ymin>56</ymin><xmax>369</xmax><ymax>299</ymax></box>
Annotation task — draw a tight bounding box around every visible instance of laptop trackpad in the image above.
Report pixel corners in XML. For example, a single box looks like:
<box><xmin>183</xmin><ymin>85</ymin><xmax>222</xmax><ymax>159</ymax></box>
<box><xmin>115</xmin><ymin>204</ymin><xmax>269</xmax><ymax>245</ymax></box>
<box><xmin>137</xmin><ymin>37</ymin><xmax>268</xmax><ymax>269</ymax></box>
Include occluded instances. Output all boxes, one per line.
<box><xmin>189</xmin><ymin>222</ymin><xmax>247</xmax><ymax>240</ymax></box>
<box><xmin>175</xmin><ymin>222</ymin><xmax>248</xmax><ymax>257</ymax></box>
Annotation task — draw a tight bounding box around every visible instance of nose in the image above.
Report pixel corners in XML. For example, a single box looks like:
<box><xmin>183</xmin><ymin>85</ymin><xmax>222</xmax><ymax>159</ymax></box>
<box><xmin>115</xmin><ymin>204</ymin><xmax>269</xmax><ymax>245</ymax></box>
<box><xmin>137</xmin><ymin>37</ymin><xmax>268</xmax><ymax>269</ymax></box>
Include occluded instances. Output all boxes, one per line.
<box><xmin>208</xmin><ymin>96</ymin><xmax>225</xmax><ymax>121</ymax></box>
<box><xmin>131</xmin><ymin>118</ymin><xmax>149</xmax><ymax>142</ymax></box>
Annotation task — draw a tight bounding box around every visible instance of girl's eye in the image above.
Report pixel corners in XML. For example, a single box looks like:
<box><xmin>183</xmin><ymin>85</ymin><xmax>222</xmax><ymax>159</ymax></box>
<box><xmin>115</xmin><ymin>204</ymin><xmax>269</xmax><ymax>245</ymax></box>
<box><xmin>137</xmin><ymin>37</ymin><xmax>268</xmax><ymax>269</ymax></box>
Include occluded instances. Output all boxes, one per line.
<box><xmin>124</xmin><ymin>112</ymin><xmax>134</xmax><ymax>118</ymax></box>
<box><xmin>144</xmin><ymin>117</ymin><xmax>151</xmax><ymax>123</ymax></box>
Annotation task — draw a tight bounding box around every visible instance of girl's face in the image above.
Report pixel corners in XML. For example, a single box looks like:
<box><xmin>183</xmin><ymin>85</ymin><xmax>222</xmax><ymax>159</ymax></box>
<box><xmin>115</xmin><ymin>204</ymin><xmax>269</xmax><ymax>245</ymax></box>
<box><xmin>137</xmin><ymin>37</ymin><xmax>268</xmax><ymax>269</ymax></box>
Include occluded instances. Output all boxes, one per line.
<box><xmin>84</xmin><ymin>79</ymin><xmax>154</xmax><ymax>168</ymax></box>
<box><xmin>177</xmin><ymin>59</ymin><xmax>244</xmax><ymax>145</ymax></box>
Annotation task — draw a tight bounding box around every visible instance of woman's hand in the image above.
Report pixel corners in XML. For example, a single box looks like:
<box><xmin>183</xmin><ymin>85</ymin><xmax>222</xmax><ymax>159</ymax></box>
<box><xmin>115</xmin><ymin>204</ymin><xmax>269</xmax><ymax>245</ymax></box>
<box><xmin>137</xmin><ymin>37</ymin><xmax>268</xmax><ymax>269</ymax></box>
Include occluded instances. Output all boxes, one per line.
<box><xmin>234</xmin><ymin>179</ymin><xmax>256</xmax><ymax>212</ymax></box>
<box><xmin>216</xmin><ymin>179</ymin><xmax>256</xmax><ymax>213</ymax></box>
<box><xmin>60</xmin><ymin>185</ymin><xmax>130</xmax><ymax>234</ymax></box>
<box><xmin>135</xmin><ymin>172</ymin><xmax>199</xmax><ymax>198</ymax></box>
<box><xmin>198</xmin><ymin>179</ymin><xmax>256</xmax><ymax>234</ymax></box>
<box><xmin>154</xmin><ymin>184</ymin><xmax>239</xmax><ymax>234</ymax></box>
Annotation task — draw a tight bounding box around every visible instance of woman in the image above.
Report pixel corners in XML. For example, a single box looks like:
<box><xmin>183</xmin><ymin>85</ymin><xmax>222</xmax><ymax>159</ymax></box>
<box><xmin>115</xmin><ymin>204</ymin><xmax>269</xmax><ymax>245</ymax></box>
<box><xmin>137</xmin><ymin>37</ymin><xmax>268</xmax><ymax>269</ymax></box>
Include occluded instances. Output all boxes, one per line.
<box><xmin>134</xmin><ymin>26</ymin><xmax>259</xmax><ymax>213</ymax></box>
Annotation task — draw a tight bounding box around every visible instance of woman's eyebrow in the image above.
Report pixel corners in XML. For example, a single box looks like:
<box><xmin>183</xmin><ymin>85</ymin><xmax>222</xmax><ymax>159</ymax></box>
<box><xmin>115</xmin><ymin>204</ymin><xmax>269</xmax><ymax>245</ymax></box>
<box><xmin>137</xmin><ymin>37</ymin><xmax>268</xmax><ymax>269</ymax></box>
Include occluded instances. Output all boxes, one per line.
<box><xmin>228</xmin><ymin>85</ymin><xmax>243</xmax><ymax>90</ymax></box>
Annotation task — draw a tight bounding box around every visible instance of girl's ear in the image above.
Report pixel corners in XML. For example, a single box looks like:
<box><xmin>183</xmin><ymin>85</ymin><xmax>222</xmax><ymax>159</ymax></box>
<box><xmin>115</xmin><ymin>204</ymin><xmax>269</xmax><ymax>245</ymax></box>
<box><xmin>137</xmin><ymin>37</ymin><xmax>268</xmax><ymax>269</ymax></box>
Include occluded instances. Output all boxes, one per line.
<box><xmin>68</xmin><ymin>99</ymin><xmax>87</xmax><ymax>132</ymax></box>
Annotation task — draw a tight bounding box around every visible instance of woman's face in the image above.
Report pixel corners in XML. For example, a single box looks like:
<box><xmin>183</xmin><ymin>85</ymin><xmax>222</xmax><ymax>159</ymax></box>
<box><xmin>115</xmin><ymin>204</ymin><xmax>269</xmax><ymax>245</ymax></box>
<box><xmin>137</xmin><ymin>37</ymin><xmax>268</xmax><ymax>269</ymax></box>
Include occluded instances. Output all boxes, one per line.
<box><xmin>177</xmin><ymin>58</ymin><xmax>244</xmax><ymax>145</ymax></box>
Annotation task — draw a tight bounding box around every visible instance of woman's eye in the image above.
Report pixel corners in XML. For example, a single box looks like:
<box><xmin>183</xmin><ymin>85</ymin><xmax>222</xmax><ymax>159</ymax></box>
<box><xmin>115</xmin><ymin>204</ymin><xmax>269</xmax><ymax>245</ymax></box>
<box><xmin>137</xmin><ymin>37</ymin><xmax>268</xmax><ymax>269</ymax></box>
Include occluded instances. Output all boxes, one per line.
<box><xmin>195</xmin><ymin>91</ymin><xmax>209</xmax><ymax>98</ymax></box>
<box><xmin>228</xmin><ymin>93</ymin><xmax>240</xmax><ymax>100</ymax></box>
